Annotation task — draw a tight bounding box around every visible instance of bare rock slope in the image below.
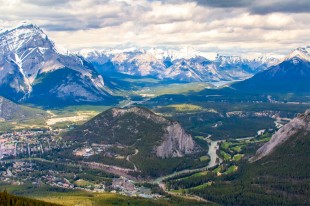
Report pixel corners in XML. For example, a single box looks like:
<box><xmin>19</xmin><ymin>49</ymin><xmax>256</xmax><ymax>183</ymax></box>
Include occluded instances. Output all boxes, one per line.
<box><xmin>156</xmin><ymin>122</ymin><xmax>195</xmax><ymax>158</ymax></box>
<box><xmin>251</xmin><ymin>109</ymin><xmax>310</xmax><ymax>162</ymax></box>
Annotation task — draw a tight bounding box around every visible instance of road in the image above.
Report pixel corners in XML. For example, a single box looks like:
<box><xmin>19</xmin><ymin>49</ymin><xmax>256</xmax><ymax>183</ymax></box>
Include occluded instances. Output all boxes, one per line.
<box><xmin>126</xmin><ymin>149</ymin><xmax>139</xmax><ymax>171</ymax></box>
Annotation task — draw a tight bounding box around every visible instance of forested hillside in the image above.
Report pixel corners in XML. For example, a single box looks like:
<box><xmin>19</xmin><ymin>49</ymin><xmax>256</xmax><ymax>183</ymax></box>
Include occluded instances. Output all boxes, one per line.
<box><xmin>0</xmin><ymin>190</ymin><xmax>59</xmax><ymax>206</ymax></box>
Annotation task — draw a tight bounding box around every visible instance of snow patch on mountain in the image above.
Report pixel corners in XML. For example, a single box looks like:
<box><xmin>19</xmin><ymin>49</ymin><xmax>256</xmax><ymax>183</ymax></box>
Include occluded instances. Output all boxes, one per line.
<box><xmin>280</xmin><ymin>46</ymin><xmax>310</xmax><ymax>64</ymax></box>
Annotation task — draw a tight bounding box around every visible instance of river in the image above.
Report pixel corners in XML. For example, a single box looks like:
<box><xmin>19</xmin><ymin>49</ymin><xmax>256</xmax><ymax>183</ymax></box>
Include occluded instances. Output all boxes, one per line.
<box><xmin>153</xmin><ymin>140</ymin><xmax>222</xmax><ymax>184</ymax></box>
<box><xmin>206</xmin><ymin>140</ymin><xmax>221</xmax><ymax>168</ymax></box>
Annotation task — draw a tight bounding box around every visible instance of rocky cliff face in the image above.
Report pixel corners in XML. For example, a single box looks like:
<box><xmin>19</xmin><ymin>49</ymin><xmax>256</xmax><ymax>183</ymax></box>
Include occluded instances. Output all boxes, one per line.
<box><xmin>251</xmin><ymin>109</ymin><xmax>310</xmax><ymax>162</ymax></box>
<box><xmin>156</xmin><ymin>122</ymin><xmax>195</xmax><ymax>158</ymax></box>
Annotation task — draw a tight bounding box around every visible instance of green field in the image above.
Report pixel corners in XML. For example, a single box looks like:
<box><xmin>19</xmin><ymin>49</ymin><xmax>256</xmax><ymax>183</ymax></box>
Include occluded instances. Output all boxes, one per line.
<box><xmin>0</xmin><ymin>104</ymin><xmax>112</xmax><ymax>131</ymax></box>
<box><xmin>232</xmin><ymin>154</ymin><xmax>243</xmax><ymax>161</ymax></box>
<box><xmin>165</xmin><ymin>104</ymin><xmax>203</xmax><ymax>112</ymax></box>
<box><xmin>0</xmin><ymin>184</ymin><xmax>213</xmax><ymax>206</ymax></box>
<box><xmin>219</xmin><ymin>151</ymin><xmax>231</xmax><ymax>161</ymax></box>
<box><xmin>134</xmin><ymin>82</ymin><xmax>214</xmax><ymax>97</ymax></box>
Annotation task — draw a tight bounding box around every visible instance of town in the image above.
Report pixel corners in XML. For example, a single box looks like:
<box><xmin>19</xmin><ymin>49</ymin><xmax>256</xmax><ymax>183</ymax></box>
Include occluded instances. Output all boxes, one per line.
<box><xmin>0</xmin><ymin>129</ymin><xmax>162</xmax><ymax>199</ymax></box>
<box><xmin>0</xmin><ymin>129</ymin><xmax>64</xmax><ymax>160</ymax></box>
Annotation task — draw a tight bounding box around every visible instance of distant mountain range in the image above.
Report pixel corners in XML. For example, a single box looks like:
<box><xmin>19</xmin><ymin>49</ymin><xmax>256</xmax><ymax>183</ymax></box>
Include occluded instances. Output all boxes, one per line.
<box><xmin>0</xmin><ymin>23</ymin><xmax>115</xmax><ymax>106</ymax></box>
<box><xmin>80</xmin><ymin>48</ymin><xmax>278</xmax><ymax>82</ymax></box>
<box><xmin>146</xmin><ymin>46</ymin><xmax>310</xmax><ymax>105</ymax></box>
<box><xmin>0</xmin><ymin>22</ymin><xmax>309</xmax><ymax>107</ymax></box>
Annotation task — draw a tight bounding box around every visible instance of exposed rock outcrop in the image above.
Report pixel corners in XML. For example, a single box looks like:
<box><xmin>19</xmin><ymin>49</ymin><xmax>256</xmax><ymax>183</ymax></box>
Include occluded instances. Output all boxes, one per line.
<box><xmin>156</xmin><ymin>122</ymin><xmax>195</xmax><ymax>158</ymax></box>
<box><xmin>250</xmin><ymin>109</ymin><xmax>310</xmax><ymax>162</ymax></box>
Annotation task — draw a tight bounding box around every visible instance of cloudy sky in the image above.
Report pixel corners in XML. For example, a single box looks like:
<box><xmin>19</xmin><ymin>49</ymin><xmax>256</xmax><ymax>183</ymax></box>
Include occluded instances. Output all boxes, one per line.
<box><xmin>0</xmin><ymin>0</ymin><xmax>309</xmax><ymax>57</ymax></box>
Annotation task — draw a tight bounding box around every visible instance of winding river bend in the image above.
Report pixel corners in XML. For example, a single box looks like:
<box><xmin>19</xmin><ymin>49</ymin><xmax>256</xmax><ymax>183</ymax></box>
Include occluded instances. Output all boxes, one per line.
<box><xmin>153</xmin><ymin>140</ymin><xmax>222</xmax><ymax>184</ymax></box>
<box><xmin>206</xmin><ymin>140</ymin><xmax>222</xmax><ymax>168</ymax></box>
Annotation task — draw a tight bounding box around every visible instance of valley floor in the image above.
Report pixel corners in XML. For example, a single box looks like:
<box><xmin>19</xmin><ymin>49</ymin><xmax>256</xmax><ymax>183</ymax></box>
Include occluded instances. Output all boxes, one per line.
<box><xmin>0</xmin><ymin>81</ymin><xmax>309</xmax><ymax>205</ymax></box>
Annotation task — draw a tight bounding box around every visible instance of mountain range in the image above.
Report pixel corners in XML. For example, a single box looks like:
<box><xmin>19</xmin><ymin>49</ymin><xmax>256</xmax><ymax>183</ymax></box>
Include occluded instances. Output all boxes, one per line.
<box><xmin>148</xmin><ymin>45</ymin><xmax>310</xmax><ymax>106</ymax></box>
<box><xmin>80</xmin><ymin>48</ymin><xmax>278</xmax><ymax>82</ymax></box>
<box><xmin>0</xmin><ymin>23</ymin><xmax>114</xmax><ymax>106</ymax></box>
<box><xmin>0</xmin><ymin>22</ymin><xmax>309</xmax><ymax>107</ymax></box>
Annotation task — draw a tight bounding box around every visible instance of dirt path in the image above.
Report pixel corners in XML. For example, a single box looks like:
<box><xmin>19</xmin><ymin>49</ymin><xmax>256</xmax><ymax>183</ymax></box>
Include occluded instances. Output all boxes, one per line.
<box><xmin>46</xmin><ymin>110</ymin><xmax>57</xmax><ymax>117</ymax></box>
<box><xmin>80</xmin><ymin>161</ymin><xmax>139</xmax><ymax>180</ymax></box>
<box><xmin>126</xmin><ymin>149</ymin><xmax>139</xmax><ymax>171</ymax></box>
<box><xmin>9</xmin><ymin>158</ymin><xmax>139</xmax><ymax>181</ymax></box>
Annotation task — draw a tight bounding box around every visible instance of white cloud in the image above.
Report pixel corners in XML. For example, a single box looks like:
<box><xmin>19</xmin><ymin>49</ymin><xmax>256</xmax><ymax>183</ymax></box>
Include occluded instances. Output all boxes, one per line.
<box><xmin>0</xmin><ymin>0</ymin><xmax>308</xmax><ymax>56</ymax></box>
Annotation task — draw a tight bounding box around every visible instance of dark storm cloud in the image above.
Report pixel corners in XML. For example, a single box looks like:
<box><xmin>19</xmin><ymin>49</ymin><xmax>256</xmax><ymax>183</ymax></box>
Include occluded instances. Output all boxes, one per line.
<box><xmin>42</xmin><ymin>18</ymin><xmax>125</xmax><ymax>31</ymax></box>
<box><xmin>191</xmin><ymin>0</ymin><xmax>251</xmax><ymax>8</ymax></box>
<box><xmin>251</xmin><ymin>1</ymin><xmax>310</xmax><ymax>14</ymax></box>
<box><xmin>24</xmin><ymin>0</ymin><xmax>70</xmax><ymax>6</ymax></box>
<box><xmin>164</xmin><ymin>0</ymin><xmax>310</xmax><ymax>14</ymax></box>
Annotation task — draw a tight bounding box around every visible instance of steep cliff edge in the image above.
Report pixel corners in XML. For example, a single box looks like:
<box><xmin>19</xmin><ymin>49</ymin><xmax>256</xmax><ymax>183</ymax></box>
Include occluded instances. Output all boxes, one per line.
<box><xmin>156</xmin><ymin>122</ymin><xmax>195</xmax><ymax>158</ymax></box>
<box><xmin>250</xmin><ymin>109</ymin><xmax>310</xmax><ymax>162</ymax></box>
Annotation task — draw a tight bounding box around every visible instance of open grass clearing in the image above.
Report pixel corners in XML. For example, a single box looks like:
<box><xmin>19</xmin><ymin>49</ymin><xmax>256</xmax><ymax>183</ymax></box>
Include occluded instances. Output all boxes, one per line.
<box><xmin>224</xmin><ymin>165</ymin><xmax>238</xmax><ymax>175</ymax></box>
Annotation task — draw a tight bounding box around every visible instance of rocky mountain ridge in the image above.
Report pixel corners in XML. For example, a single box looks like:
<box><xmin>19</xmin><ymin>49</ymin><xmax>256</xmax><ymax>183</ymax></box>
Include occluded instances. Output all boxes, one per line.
<box><xmin>156</xmin><ymin>122</ymin><xmax>195</xmax><ymax>158</ymax></box>
<box><xmin>251</xmin><ymin>109</ymin><xmax>310</xmax><ymax>162</ymax></box>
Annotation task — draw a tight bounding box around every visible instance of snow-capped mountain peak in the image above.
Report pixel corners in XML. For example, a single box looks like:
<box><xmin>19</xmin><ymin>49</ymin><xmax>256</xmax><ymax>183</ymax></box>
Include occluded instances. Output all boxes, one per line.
<box><xmin>1</xmin><ymin>22</ymin><xmax>41</xmax><ymax>34</ymax></box>
<box><xmin>0</xmin><ymin>23</ymin><xmax>113</xmax><ymax>106</ymax></box>
<box><xmin>0</xmin><ymin>22</ymin><xmax>52</xmax><ymax>54</ymax></box>
<box><xmin>282</xmin><ymin>46</ymin><xmax>310</xmax><ymax>63</ymax></box>
<box><xmin>146</xmin><ymin>47</ymin><xmax>201</xmax><ymax>61</ymax></box>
